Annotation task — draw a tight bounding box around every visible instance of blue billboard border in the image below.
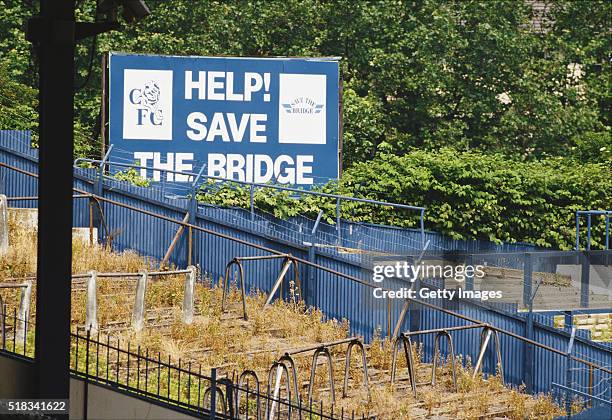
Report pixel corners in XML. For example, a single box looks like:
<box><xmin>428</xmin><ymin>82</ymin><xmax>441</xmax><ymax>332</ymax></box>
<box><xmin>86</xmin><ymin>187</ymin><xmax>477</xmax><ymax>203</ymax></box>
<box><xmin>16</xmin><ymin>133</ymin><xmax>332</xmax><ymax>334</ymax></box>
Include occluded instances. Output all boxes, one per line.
<box><xmin>107</xmin><ymin>51</ymin><xmax>341</xmax><ymax>186</ymax></box>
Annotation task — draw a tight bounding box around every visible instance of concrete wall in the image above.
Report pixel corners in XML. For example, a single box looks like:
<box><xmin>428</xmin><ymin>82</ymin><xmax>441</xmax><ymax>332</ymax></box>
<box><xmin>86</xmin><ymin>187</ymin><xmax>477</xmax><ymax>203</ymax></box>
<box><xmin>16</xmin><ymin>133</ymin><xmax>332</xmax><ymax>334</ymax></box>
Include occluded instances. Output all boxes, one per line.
<box><xmin>69</xmin><ymin>379</ymin><xmax>199</xmax><ymax>420</ymax></box>
<box><xmin>0</xmin><ymin>353</ymin><xmax>37</xmax><ymax>398</ymax></box>
<box><xmin>0</xmin><ymin>354</ymin><xmax>199</xmax><ymax>420</ymax></box>
<box><xmin>7</xmin><ymin>207</ymin><xmax>98</xmax><ymax>243</ymax></box>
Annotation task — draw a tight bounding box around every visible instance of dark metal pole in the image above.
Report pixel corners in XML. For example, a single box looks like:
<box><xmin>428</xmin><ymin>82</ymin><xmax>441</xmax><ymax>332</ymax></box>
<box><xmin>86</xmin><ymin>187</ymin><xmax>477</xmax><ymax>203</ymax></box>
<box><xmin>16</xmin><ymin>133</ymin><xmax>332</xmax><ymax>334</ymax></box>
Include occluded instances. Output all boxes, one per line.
<box><xmin>33</xmin><ymin>0</ymin><xmax>76</xmax><ymax>408</ymax></box>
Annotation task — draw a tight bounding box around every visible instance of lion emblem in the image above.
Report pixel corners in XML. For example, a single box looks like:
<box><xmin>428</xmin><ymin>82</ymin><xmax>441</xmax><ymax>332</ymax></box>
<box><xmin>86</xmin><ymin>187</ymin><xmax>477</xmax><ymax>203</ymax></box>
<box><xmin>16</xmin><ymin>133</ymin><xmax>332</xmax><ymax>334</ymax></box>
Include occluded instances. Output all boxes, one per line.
<box><xmin>134</xmin><ymin>80</ymin><xmax>163</xmax><ymax>125</ymax></box>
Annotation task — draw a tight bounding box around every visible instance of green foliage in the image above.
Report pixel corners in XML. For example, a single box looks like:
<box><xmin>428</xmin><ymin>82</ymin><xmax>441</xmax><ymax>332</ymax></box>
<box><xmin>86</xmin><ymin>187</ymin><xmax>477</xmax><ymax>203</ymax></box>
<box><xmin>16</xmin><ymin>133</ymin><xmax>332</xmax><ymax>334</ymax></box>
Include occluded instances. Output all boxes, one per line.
<box><xmin>1</xmin><ymin>0</ymin><xmax>610</xmax><ymax>163</ymax></box>
<box><xmin>198</xmin><ymin>149</ymin><xmax>612</xmax><ymax>250</ymax></box>
<box><xmin>0</xmin><ymin>63</ymin><xmax>38</xmax><ymax>138</ymax></box>
<box><xmin>1</xmin><ymin>1</ymin><xmax>610</xmax><ymax>249</ymax></box>
<box><xmin>114</xmin><ymin>167</ymin><xmax>150</xmax><ymax>187</ymax></box>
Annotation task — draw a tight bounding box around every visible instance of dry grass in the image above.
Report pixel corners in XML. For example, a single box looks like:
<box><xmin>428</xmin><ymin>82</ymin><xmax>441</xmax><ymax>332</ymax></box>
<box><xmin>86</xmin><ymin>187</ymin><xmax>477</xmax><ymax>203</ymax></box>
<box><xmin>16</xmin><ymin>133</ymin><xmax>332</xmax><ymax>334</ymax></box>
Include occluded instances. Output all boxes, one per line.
<box><xmin>0</xmin><ymin>216</ymin><xmax>569</xmax><ymax>419</ymax></box>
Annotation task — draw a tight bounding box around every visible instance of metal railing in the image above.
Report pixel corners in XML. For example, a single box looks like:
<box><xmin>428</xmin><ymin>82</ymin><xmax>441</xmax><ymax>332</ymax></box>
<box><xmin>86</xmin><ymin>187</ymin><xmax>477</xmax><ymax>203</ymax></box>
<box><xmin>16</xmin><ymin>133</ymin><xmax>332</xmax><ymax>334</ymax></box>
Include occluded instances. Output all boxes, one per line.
<box><xmin>73</xmin><ymin>157</ymin><xmax>428</xmax><ymax>248</ymax></box>
<box><xmin>575</xmin><ymin>210</ymin><xmax>611</xmax><ymax>250</ymax></box>
<box><xmin>0</xmin><ymin>311</ymin><xmax>355</xmax><ymax>419</ymax></box>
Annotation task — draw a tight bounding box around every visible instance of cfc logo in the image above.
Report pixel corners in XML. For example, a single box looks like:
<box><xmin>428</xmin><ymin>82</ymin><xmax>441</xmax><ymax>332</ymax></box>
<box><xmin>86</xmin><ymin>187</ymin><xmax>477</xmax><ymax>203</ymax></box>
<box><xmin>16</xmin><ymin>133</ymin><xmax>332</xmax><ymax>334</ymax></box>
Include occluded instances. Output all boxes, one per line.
<box><xmin>123</xmin><ymin>69</ymin><xmax>173</xmax><ymax>140</ymax></box>
<box><xmin>129</xmin><ymin>81</ymin><xmax>164</xmax><ymax>126</ymax></box>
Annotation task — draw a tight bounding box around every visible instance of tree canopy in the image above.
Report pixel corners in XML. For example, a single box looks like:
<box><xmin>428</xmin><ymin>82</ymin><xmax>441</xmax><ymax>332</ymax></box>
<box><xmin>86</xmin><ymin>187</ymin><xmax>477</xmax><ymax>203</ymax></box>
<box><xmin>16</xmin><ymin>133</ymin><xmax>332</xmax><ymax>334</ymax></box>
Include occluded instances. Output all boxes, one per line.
<box><xmin>0</xmin><ymin>0</ymin><xmax>610</xmax><ymax>247</ymax></box>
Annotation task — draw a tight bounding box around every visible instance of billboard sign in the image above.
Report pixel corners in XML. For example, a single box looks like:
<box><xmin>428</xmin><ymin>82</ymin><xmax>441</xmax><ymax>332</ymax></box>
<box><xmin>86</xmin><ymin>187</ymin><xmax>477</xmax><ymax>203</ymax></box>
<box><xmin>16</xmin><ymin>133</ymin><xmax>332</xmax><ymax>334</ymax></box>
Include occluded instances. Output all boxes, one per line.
<box><xmin>108</xmin><ymin>52</ymin><xmax>340</xmax><ymax>186</ymax></box>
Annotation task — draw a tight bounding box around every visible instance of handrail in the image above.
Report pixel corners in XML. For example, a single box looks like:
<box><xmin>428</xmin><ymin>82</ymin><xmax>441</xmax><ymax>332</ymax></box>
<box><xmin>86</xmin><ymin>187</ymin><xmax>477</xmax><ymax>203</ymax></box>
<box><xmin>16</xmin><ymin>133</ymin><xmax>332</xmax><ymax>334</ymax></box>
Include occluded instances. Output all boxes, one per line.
<box><xmin>73</xmin><ymin>158</ymin><xmax>427</xmax><ymax>212</ymax></box>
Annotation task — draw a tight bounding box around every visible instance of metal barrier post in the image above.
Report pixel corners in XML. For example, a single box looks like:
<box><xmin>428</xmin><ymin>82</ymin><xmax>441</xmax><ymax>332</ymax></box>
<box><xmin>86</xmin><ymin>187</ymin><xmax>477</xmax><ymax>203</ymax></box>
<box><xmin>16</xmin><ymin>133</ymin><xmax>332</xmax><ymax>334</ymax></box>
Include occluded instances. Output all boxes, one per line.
<box><xmin>565</xmin><ymin>328</ymin><xmax>576</xmax><ymax>417</ymax></box>
<box><xmin>249</xmin><ymin>184</ymin><xmax>255</xmax><ymax>222</ymax></box>
<box><xmin>183</xmin><ymin>266</ymin><xmax>196</xmax><ymax>324</ymax></box>
<box><xmin>132</xmin><ymin>271</ymin><xmax>148</xmax><ymax>332</ymax></box>
<box><xmin>465</xmin><ymin>254</ymin><xmax>474</xmax><ymax>291</ymax></box>
<box><xmin>85</xmin><ymin>271</ymin><xmax>98</xmax><ymax>332</ymax></box>
<box><xmin>16</xmin><ymin>280</ymin><xmax>32</xmax><ymax>342</ymax></box>
<box><xmin>188</xmin><ymin>164</ymin><xmax>206</xmax><ymax>268</ymax></box>
<box><xmin>575</xmin><ymin>213</ymin><xmax>580</xmax><ymax>250</ymax></box>
<box><xmin>307</xmin><ymin>210</ymin><xmax>324</xmax><ymax>305</ymax></box>
<box><xmin>95</xmin><ymin>144</ymin><xmax>113</xmax><ymax>197</ymax></box>
<box><xmin>0</xmin><ymin>194</ymin><xmax>8</xmax><ymax>256</ymax></box>
<box><xmin>420</xmin><ymin>208</ymin><xmax>425</xmax><ymax>249</ymax></box>
<box><xmin>580</xmin><ymin>252</ymin><xmax>590</xmax><ymax>308</ymax></box>
<box><xmin>336</xmin><ymin>197</ymin><xmax>341</xmax><ymax>244</ymax></box>
<box><xmin>210</xmin><ymin>367</ymin><xmax>217</xmax><ymax>420</ymax></box>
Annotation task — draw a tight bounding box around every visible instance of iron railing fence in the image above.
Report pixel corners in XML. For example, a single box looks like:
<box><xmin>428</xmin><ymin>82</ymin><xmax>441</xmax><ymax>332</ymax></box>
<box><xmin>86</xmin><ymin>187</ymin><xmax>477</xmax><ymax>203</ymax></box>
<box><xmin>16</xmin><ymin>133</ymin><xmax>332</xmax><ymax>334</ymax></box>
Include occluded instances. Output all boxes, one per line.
<box><xmin>0</xmin><ymin>310</ymin><xmax>353</xmax><ymax>420</ymax></box>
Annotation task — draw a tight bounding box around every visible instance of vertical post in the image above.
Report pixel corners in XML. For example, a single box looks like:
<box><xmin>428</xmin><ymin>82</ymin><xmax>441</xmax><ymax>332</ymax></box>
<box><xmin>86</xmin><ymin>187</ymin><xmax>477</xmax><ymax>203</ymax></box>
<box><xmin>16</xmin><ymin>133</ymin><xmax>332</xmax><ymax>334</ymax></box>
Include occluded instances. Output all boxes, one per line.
<box><xmin>132</xmin><ymin>271</ymin><xmax>148</xmax><ymax>332</ymax></box>
<box><xmin>249</xmin><ymin>184</ymin><xmax>255</xmax><ymax>222</ymax></box>
<box><xmin>308</xmin><ymin>210</ymin><xmax>324</xmax><ymax>305</ymax></box>
<box><xmin>31</xmin><ymin>0</ymin><xmax>75</xmax><ymax>404</ymax></box>
<box><xmin>100</xmin><ymin>52</ymin><xmax>108</xmax><ymax>160</ymax></box>
<box><xmin>183</xmin><ymin>266</ymin><xmax>196</xmax><ymax>324</ymax></box>
<box><xmin>420</xmin><ymin>208</ymin><xmax>425</xmax><ymax>250</ymax></box>
<box><xmin>88</xmin><ymin>198</ymin><xmax>94</xmax><ymax>245</ymax></box>
<box><xmin>336</xmin><ymin>197</ymin><xmax>341</xmax><ymax>244</ymax></box>
<box><xmin>16</xmin><ymin>281</ymin><xmax>32</xmax><ymax>343</ymax></box>
<box><xmin>0</xmin><ymin>194</ymin><xmax>8</xmax><ymax>256</ymax></box>
<box><xmin>189</xmin><ymin>164</ymin><xmax>205</xmax><ymax>268</ymax></box>
<box><xmin>605</xmin><ymin>214</ymin><xmax>610</xmax><ymax>250</ymax></box>
<box><xmin>210</xmin><ymin>367</ymin><xmax>217</xmax><ymax>419</ymax></box>
<box><xmin>580</xmin><ymin>252</ymin><xmax>590</xmax><ymax>308</ymax></box>
<box><xmin>565</xmin><ymin>328</ymin><xmax>576</xmax><ymax>417</ymax></box>
<box><xmin>575</xmin><ymin>212</ymin><xmax>580</xmax><ymax>250</ymax></box>
<box><xmin>586</xmin><ymin>213</ymin><xmax>592</xmax><ymax>250</ymax></box>
<box><xmin>523</xmin><ymin>253</ymin><xmax>534</xmax><ymax>393</ymax></box>
<box><xmin>588</xmin><ymin>365</ymin><xmax>593</xmax><ymax>407</ymax></box>
<box><xmin>85</xmin><ymin>271</ymin><xmax>98</xmax><ymax>332</ymax></box>
<box><xmin>187</xmin><ymin>226</ymin><xmax>192</xmax><ymax>266</ymax></box>
<box><xmin>465</xmin><ymin>254</ymin><xmax>474</xmax><ymax>291</ymax></box>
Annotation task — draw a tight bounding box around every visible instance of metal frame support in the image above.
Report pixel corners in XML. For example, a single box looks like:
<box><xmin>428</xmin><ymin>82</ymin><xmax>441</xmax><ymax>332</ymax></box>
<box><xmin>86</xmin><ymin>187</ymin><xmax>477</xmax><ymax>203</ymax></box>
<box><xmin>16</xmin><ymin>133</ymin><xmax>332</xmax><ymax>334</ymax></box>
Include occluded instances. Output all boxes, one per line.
<box><xmin>307</xmin><ymin>347</ymin><xmax>336</xmax><ymax>404</ymax></box>
<box><xmin>392</xmin><ymin>242</ymin><xmax>430</xmax><ymax>338</ymax></box>
<box><xmin>235</xmin><ymin>369</ymin><xmax>261</xmax><ymax>420</ymax></box>
<box><xmin>420</xmin><ymin>208</ymin><xmax>426</xmax><ymax>249</ymax></box>
<box><xmin>473</xmin><ymin>326</ymin><xmax>504</xmax><ymax>382</ymax></box>
<box><xmin>342</xmin><ymin>339</ymin><xmax>370</xmax><ymax>399</ymax></box>
<box><xmin>204</xmin><ymin>386</ymin><xmax>226</xmax><ymax>417</ymax></box>
<box><xmin>249</xmin><ymin>184</ymin><xmax>255</xmax><ymax>222</ymax></box>
<box><xmin>222</xmin><ymin>259</ymin><xmax>247</xmax><ymax>320</ymax></box>
<box><xmin>267</xmin><ymin>361</ymin><xmax>291</xmax><ymax>419</ymax></box>
<box><xmin>575</xmin><ymin>210</ymin><xmax>611</xmax><ymax>250</ymax></box>
<box><xmin>431</xmin><ymin>331</ymin><xmax>457</xmax><ymax>392</ymax></box>
<box><xmin>336</xmin><ymin>197</ymin><xmax>341</xmax><ymax>244</ymax></box>
<box><xmin>85</xmin><ymin>271</ymin><xmax>98</xmax><ymax>332</ymax></box>
<box><xmin>160</xmin><ymin>212</ymin><xmax>190</xmax><ymax>268</ymax></box>
<box><xmin>264</xmin><ymin>256</ymin><xmax>301</xmax><ymax>307</ymax></box>
<box><xmin>188</xmin><ymin>164</ymin><xmax>206</xmax><ymax>266</ymax></box>
<box><xmin>565</xmin><ymin>327</ymin><xmax>576</xmax><ymax>417</ymax></box>
<box><xmin>278</xmin><ymin>353</ymin><xmax>301</xmax><ymax>403</ymax></box>
<box><xmin>580</xmin><ymin>252</ymin><xmax>590</xmax><ymax>308</ymax></box>
<box><xmin>390</xmin><ymin>333</ymin><xmax>417</xmax><ymax>397</ymax></box>
<box><xmin>236</xmin><ymin>370</ymin><xmax>261</xmax><ymax>420</ymax></box>
<box><xmin>306</xmin><ymin>209</ymin><xmax>324</xmax><ymax>305</ymax></box>
<box><xmin>95</xmin><ymin>144</ymin><xmax>114</xmax><ymax>197</ymax></box>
